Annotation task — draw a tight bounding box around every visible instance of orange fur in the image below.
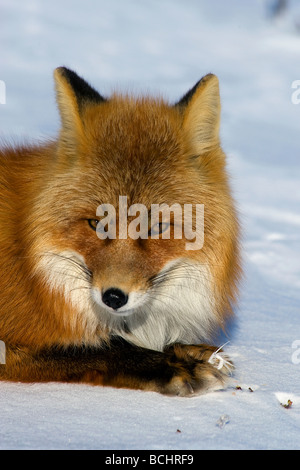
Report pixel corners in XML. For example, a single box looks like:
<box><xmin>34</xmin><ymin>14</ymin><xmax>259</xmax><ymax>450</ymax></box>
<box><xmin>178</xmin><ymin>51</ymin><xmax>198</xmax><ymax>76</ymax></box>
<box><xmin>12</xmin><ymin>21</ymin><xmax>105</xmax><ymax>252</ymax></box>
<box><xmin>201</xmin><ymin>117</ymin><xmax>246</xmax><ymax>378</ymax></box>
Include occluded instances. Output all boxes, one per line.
<box><xmin>0</xmin><ymin>68</ymin><xmax>240</xmax><ymax>393</ymax></box>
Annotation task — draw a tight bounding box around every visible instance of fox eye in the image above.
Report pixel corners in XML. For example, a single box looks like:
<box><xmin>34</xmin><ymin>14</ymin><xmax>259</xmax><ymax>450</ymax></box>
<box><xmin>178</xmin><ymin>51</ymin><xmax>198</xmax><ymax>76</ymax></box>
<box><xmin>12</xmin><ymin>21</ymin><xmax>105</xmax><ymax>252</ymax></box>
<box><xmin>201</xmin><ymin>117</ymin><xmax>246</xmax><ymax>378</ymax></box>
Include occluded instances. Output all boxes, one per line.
<box><xmin>149</xmin><ymin>221</ymin><xmax>170</xmax><ymax>236</ymax></box>
<box><xmin>88</xmin><ymin>219</ymin><xmax>99</xmax><ymax>231</ymax></box>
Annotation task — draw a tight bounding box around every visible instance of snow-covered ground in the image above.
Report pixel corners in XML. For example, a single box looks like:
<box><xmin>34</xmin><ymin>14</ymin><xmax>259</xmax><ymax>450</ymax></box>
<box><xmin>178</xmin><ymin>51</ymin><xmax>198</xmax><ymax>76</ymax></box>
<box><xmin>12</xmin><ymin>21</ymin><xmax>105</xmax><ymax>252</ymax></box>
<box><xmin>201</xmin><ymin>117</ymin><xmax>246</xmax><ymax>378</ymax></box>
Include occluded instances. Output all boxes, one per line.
<box><xmin>0</xmin><ymin>0</ymin><xmax>299</xmax><ymax>450</ymax></box>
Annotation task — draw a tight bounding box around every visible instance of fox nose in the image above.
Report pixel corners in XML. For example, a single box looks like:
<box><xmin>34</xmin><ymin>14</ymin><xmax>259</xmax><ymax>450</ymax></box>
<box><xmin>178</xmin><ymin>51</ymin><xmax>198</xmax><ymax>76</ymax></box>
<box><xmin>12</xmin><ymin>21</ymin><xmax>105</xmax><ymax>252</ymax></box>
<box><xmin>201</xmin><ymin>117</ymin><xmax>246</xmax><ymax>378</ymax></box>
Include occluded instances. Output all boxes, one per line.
<box><xmin>102</xmin><ymin>288</ymin><xmax>128</xmax><ymax>310</ymax></box>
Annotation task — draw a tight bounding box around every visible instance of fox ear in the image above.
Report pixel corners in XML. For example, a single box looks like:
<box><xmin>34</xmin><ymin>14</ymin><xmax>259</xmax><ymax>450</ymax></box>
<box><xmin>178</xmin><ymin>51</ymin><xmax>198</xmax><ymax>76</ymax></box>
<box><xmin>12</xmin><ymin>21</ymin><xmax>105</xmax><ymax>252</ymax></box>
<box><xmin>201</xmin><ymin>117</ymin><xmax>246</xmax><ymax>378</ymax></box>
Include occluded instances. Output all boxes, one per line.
<box><xmin>54</xmin><ymin>67</ymin><xmax>105</xmax><ymax>144</ymax></box>
<box><xmin>176</xmin><ymin>74</ymin><xmax>221</xmax><ymax>154</ymax></box>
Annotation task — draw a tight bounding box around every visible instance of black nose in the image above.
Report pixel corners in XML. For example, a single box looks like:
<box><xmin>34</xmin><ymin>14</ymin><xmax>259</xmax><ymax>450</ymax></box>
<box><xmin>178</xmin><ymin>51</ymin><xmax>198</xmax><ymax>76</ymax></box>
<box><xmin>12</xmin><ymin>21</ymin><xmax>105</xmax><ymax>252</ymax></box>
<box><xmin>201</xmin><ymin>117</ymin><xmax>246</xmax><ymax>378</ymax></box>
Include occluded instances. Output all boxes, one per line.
<box><xmin>102</xmin><ymin>288</ymin><xmax>128</xmax><ymax>310</ymax></box>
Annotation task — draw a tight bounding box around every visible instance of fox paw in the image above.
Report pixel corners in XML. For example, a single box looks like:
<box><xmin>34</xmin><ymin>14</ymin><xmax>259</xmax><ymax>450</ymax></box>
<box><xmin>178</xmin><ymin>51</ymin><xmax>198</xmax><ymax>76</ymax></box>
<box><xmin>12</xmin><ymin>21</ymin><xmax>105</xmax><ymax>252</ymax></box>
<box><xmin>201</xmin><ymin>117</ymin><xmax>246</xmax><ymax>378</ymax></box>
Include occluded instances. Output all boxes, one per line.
<box><xmin>162</xmin><ymin>343</ymin><xmax>234</xmax><ymax>397</ymax></box>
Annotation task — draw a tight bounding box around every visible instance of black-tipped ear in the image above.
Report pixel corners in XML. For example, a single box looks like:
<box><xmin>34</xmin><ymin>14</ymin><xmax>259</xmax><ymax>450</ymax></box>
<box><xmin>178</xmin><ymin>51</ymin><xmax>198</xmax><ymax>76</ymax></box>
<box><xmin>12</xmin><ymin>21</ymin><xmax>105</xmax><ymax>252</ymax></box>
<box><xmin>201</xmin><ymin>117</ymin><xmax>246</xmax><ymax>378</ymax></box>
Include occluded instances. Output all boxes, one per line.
<box><xmin>174</xmin><ymin>78</ymin><xmax>203</xmax><ymax>110</ymax></box>
<box><xmin>55</xmin><ymin>67</ymin><xmax>106</xmax><ymax>115</ymax></box>
<box><xmin>175</xmin><ymin>74</ymin><xmax>221</xmax><ymax>153</ymax></box>
<box><xmin>54</xmin><ymin>67</ymin><xmax>106</xmax><ymax>156</ymax></box>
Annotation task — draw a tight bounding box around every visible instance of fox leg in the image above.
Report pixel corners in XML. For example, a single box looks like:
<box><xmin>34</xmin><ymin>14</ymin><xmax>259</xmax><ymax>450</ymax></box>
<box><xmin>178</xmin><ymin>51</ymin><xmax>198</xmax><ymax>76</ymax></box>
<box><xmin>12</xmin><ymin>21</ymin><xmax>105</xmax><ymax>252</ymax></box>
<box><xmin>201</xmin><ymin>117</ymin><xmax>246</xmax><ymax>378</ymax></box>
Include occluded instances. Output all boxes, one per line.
<box><xmin>98</xmin><ymin>340</ymin><xmax>233</xmax><ymax>395</ymax></box>
<box><xmin>0</xmin><ymin>339</ymin><xmax>233</xmax><ymax>396</ymax></box>
<box><xmin>162</xmin><ymin>343</ymin><xmax>234</xmax><ymax>395</ymax></box>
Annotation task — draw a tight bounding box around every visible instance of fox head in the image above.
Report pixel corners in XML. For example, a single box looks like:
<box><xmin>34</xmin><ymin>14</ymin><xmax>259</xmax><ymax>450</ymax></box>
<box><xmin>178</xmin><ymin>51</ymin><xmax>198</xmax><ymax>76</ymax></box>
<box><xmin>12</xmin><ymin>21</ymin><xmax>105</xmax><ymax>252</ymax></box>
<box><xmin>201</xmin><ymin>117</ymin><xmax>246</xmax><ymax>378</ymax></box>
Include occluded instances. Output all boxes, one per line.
<box><xmin>30</xmin><ymin>67</ymin><xmax>240</xmax><ymax>350</ymax></box>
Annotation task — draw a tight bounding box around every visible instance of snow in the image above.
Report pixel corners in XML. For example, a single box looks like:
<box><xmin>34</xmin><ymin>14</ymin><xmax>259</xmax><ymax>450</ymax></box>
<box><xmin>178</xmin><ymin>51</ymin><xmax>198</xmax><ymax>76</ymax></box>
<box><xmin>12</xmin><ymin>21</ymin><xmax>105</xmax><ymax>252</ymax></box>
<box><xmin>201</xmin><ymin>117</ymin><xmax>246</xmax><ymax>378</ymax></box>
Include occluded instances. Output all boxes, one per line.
<box><xmin>0</xmin><ymin>0</ymin><xmax>299</xmax><ymax>450</ymax></box>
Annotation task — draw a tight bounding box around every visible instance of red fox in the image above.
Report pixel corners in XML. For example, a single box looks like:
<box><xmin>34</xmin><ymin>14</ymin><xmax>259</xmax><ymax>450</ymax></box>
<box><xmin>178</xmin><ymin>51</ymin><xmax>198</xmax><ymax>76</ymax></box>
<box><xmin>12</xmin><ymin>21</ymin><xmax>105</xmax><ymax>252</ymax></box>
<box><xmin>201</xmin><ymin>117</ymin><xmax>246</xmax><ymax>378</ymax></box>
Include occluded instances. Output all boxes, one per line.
<box><xmin>0</xmin><ymin>68</ymin><xmax>240</xmax><ymax>395</ymax></box>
